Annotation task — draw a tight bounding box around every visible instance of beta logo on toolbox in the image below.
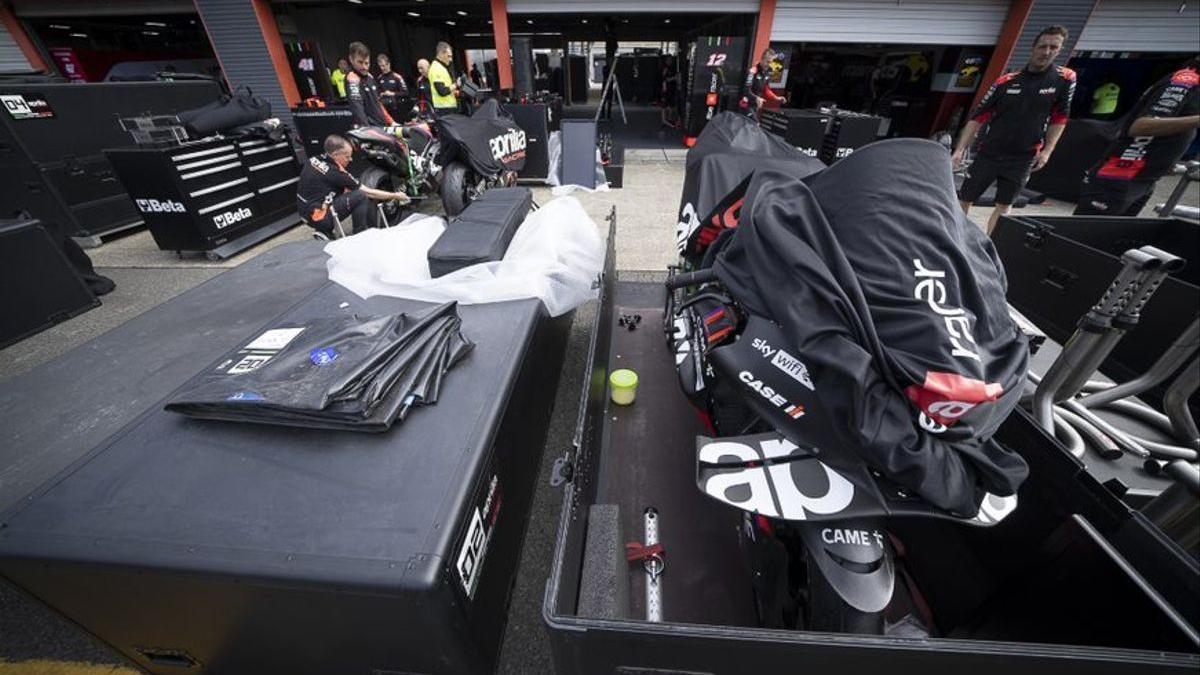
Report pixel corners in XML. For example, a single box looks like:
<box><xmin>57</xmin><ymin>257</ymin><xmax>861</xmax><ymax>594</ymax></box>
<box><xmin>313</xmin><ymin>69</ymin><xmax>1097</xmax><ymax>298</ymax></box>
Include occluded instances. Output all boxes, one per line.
<box><xmin>456</xmin><ymin>474</ymin><xmax>502</xmax><ymax>599</ymax></box>
<box><xmin>2</xmin><ymin>93</ymin><xmax>55</xmax><ymax>120</ymax></box>
<box><xmin>136</xmin><ymin>199</ymin><xmax>187</xmax><ymax>214</ymax></box>
<box><xmin>751</xmin><ymin>338</ymin><xmax>814</xmax><ymax>391</ymax></box>
<box><xmin>213</xmin><ymin>207</ymin><xmax>253</xmax><ymax>230</ymax></box>
<box><xmin>488</xmin><ymin>128</ymin><xmax>527</xmax><ymax>164</ymax></box>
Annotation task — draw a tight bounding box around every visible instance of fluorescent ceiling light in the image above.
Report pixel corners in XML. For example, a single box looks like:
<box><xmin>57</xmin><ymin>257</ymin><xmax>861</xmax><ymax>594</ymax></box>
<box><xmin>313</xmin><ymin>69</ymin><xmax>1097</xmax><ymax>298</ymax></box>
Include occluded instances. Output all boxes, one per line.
<box><xmin>456</xmin><ymin>10</ymin><xmax>467</xmax><ymax>16</ymax></box>
<box><xmin>145</xmin><ymin>21</ymin><xmax>167</xmax><ymax>27</ymax></box>
<box><xmin>70</xmin><ymin>33</ymin><xmax>88</xmax><ymax>38</ymax></box>
<box><xmin>49</xmin><ymin>24</ymin><xmax>70</xmax><ymax>30</ymax></box>
<box><xmin>407</xmin><ymin>11</ymin><xmax>419</xmax><ymax>16</ymax></box>
<box><xmin>445</xmin><ymin>20</ymin><xmax>456</xmax><ymax>25</ymax></box>
<box><xmin>348</xmin><ymin>0</ymin><xmax>363</xmax><ymax>4</ymax></box>
<box><xmin>143</xmin><ymin>30</ymin><xmax>160</xmax><ymax>35</ymax></box>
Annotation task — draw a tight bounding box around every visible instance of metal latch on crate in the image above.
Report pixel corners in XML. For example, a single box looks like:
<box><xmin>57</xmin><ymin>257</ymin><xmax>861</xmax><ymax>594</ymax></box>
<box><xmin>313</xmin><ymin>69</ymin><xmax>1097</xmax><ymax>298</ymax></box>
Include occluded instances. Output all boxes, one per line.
<box><xmin>550</xmin><ymin>453</ymin><xmax>574</xmax><ymax>487</ymax></box>
<box><xmin>1023</xmin><ymin>222</ymin><xmax>1053</xmax><ymax>251</ymax></box>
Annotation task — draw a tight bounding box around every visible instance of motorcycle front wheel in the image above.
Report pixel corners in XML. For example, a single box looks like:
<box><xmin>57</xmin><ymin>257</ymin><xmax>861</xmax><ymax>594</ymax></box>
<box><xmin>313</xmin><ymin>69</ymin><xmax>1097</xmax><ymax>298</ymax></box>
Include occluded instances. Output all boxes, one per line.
<box><xmin>440</xmin><ymin>161</ymin><xmax>472</xmax><ymax>216</ymax></box>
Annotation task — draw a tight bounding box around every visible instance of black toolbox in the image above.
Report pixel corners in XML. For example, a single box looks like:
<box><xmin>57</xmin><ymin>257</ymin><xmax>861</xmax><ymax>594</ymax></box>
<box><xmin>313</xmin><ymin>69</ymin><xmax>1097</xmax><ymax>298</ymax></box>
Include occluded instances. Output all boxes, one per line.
<box><xmin>543</xmin><ymin>228</ymin><xmax>1199</xmax><ymax>673</ymax></box>
<box><xmin>0</xmin><ymin>80</ymin><xmax>223</xmax><ymax>244</ymax></box>
<box><xmin>0</xmin><ymin>240</ymin><xmax>579</xmax><ymax>674</ymax></box>
<box><xmin>105</xmin><ymin>134</ymin><xmax>301</xmax><ymax>259</ymax></box>
<box><xmin>994</xmin><ymin>215</ymin><xmax>1199</xmax><ymax>413</ymax></box>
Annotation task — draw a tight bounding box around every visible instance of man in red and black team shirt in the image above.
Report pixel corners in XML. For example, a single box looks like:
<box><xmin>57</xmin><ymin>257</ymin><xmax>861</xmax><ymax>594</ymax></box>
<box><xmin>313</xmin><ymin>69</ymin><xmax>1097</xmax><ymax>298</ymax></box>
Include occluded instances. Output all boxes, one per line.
<box><xmin>296</xmin><ymin>135</ymin><xmax>407</xmax><ymax>239</ymax></box>
<box><xmin>346</xmin><ymin>41</ymin><xmax>395</xmax><ymax>128</ymax></box>
<box><xmin>375</xmin><ymin>53</ymin><xmax>411</xmax><ymax>123</ymax></box>
<box><xmin>953</xmin><ymin>25</ymin><xmax>1075</xmax><ymax>234</ymax></box>
<box><xmin>1075</xmin><ymin>56</ymin><xmax>1200</xmax><ymax>216</ymax></box>
<box><xmin>741</xmin><ymin>48</ymin><xmax>787</xmax><ymax>120</ymax></box>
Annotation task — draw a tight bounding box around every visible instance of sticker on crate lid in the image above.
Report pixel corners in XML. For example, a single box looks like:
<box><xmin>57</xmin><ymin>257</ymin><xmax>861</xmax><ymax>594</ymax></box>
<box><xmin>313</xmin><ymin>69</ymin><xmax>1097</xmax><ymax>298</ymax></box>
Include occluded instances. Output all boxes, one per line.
<box><xmin>244</xmin><ymin>327</ymin><xmax>306</xmax><ymax>351</ymax></box>
<box><xmin>1</xmin><ymin>93</ymin><xmax>55</xmax><ymax>120</ymax></box>
<box><xmin>309</xmin><ymin>347</ymin><xmax>339</xmax><ymax>367</ymax></box>
<box><xmin>456</xmin><ymin>474</ymin><xmax>501</xmax><ymax>599</ymax></box>
<box><xmin>227</xmin><ymin>391</ymin><xmax>264</xmax><ymax>402</ymax></box>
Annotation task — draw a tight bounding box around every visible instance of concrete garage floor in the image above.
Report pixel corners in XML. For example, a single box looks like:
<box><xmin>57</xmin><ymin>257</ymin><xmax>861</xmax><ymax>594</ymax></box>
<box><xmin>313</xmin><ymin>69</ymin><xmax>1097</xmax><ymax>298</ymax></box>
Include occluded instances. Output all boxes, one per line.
<box><xmin>0</xmin><ymin>150</ymin><xmax>1196</xmax><ymax>674</ymax></box>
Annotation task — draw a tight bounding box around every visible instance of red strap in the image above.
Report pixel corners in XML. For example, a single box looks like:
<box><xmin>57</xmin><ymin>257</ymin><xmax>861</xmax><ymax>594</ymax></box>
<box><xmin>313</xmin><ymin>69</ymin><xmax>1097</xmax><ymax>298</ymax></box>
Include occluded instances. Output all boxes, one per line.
<box><xmin>625</xmin><ymin>542</ymin><xmax>665</xmax><ymax>562</ymax></box>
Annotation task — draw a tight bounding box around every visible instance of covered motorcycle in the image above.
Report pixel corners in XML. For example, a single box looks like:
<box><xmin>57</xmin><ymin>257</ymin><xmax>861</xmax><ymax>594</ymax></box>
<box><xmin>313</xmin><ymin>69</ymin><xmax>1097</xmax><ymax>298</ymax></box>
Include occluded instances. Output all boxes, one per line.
<box><xmin>674</xmin><ymin>111</ymin><xmax>824</xmax><ymax>265</ymax></box>
<box><xmin>435</xmin><ymin>99</ymin><xmax>527</xmax><ymax>215</ymax></box>
<box><xmin>668</xmin><ymin>139</ymin><xmax>1030</xmax><ymax>633</ymax></box>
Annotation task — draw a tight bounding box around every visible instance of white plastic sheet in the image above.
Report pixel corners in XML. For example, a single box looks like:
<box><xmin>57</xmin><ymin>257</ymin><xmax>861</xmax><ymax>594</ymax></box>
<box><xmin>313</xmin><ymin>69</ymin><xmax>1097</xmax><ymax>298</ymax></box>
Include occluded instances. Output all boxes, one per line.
<box><xmin>325</xmin><ymin>196</ymin><xmax>603</xmax><ymax>317</ymax></box>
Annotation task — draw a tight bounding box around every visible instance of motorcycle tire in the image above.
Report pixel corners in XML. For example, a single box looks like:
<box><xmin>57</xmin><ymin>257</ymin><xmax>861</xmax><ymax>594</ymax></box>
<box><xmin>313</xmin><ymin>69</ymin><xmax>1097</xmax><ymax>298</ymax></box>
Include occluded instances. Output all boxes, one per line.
<box><xmin>805</xmin><ymin>554</ymin><xmax>885</xmax><ymax>635</ymax></box>
<box><xmin>441</xmin><ymin>161</ymin><xmax>472</xmax><ymax>217</ymax></box>
<box><xmin>359</xmin><ymin>166</ymin><xmax>405</xmax><ymax>226</ymax></box>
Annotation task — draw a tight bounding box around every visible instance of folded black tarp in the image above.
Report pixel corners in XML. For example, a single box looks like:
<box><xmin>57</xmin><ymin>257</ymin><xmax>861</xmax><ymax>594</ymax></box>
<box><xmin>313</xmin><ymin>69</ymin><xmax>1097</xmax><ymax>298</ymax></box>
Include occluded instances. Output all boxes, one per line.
<box><xmin>166</xmin><ymin>302</ymin><xmax>472</xmax><ymax>432</ymax></box>
<box><xmin>676</xmin><ymin>112</ymin><xmax>825</xmax><ymax>261</ymax></box>
<box><xmin>713</xmin><ymin>138</ymin><xmax>1029</xmax><ymax>516</ymax></box>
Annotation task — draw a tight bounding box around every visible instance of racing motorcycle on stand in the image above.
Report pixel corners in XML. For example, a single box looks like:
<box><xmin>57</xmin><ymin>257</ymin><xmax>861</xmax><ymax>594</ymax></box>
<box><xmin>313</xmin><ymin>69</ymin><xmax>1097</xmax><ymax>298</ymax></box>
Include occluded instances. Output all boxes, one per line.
<box><xmin>434</xmin><ymin>97</ymin><xmax>526</xmax><ymax>216</ymax></box>
<box><xmin>664</xmin><ymin>135</ymin><xmax>1030</xmax><ymax>635</ymax></box>
<box><xmin>345</xmin><ymin>116</ymin><xmax>438</xmax><ymax>223</ymax></box>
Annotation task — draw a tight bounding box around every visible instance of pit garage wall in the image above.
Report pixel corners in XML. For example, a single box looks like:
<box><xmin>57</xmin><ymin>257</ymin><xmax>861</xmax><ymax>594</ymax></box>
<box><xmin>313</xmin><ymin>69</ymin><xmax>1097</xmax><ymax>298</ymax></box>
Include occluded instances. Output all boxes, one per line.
<box><xmin>193</xmin><ymin>0</ymin><xmax>297</xmax><ymax>129</ymax></box>
<box><xmin>1005</xmin><ymin>0</ymin><xmax>1096</xmax><ymax>70</ymax></box>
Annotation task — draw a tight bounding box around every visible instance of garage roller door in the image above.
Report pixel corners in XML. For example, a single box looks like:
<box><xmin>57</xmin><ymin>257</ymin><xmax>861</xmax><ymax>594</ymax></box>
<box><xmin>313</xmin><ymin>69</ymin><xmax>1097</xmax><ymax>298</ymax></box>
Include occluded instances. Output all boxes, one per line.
<box><xmin>1075</xmin><ymin>0</ymin><xmax>1200</xmax><ymax>53</ymax></box>
<box><xmin>508</xmin><ymin>0</ymin><xmax>759</xmax><ymax>12</ymax></box>
<box><xmin>772</xmin><ymin>0</ymin><xmax>1010</xmax><ymax>45</ymax></box>
<box><xmin>1</xmin><ymin>23</ymin><xmax>33</xmax><ymax>74</ymax></box>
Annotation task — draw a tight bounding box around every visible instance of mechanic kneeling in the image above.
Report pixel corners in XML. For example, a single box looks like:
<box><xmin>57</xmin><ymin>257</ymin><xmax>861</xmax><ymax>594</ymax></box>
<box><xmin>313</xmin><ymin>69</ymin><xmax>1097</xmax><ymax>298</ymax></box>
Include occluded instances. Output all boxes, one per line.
<box><xmin>297</xmin><ymin>134</ymin><xmax>408</xmax><ymax>239</ymax></box>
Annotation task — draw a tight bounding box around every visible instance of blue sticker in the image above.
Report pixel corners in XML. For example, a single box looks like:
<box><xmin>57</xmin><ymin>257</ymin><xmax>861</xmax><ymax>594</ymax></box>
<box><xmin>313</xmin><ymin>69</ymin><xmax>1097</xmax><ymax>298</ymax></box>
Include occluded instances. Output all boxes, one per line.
<box><xmin>310</xmin><ymin>347</ymin><xmax>339</xmax><ymax>366</ymax></box>
<box><xmin>227</xmin><ymin>391</ymin><xmax>264</xmax><ymax>402</ymax></box>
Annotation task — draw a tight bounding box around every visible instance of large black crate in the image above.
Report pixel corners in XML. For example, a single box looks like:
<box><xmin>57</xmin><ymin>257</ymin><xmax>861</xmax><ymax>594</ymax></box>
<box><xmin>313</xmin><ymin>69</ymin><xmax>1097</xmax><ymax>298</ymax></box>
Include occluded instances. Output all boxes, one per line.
<box><xmin>502</xmin><ymin>101</ymin><xmax>557</xmax><ymax>180</ymax></box>
<box><xmin>0</xmin><ymin>81</ymin><xmax>223</xmax><ymax>239</ymax></box>
<box><xmin>543</xmin><ymin>228</ymin><xmax>1198</xmax><ymax>673</ymax></box>
<box><xmin>290</xmin><ymin>105</ymin><xmax>354</xmax><ymax>158</ymax></box>
<box><xmin>0</xmin><ymin>240</ymin><xmax>579</xmax><ymax>674</ymax></box>
<box><xmin>0</xmin><ymin>217</ymin><xmax>98</xmax><ymax>349</ymax></box>
<box><xmin>994</xmin><ymin>215</ymin><xmax>1199</xmax><ymax>412</ymax></box>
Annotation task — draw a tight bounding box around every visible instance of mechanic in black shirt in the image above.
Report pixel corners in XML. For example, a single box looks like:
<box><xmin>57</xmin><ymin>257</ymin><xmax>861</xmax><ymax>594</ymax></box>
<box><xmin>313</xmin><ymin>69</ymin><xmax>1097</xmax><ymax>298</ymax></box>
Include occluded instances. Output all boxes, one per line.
<box><xmin>296</xmin><ymin>135</ymin><xmax>408</xmax><ymax>239</ymax></box>
<box><xmin>376</xmin><ymin>53</ymin><xmax>411</xmax><ymax>123</ymax></box>
<box><xmin>346</xmin><ymin>41</ymin><xmax>395</xmax><ymax>128</ymax></box>
<box><xmin>1075</xmin><ymin>56</ymin><xmax>1200</xmax><ymax>216</ymax></box>
<box><xmin>953</xmin><ymin>25</ymin><xmax>1076</xmax><ymax>234</ymax></box>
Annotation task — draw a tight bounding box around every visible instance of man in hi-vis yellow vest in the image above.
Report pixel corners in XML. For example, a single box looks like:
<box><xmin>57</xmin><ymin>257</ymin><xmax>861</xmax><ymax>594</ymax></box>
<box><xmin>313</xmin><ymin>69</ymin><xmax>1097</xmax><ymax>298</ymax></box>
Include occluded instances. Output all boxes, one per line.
<box><xmin>429</xmin><ymin>41</ymin><xmax>460</xmax><ymax>116</ymax></box>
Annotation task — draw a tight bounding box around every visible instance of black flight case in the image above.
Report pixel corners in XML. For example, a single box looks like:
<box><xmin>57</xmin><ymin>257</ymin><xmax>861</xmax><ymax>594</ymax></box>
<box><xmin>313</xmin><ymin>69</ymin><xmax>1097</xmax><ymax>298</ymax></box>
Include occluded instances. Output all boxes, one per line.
<box><xmin>0</xmin><ymin>80</ymin><xmax>223</xmax><ymax>246</ymax></box>
<box><xmin>0</xmin><ymin>238</ymin><xmax>581</xmax><ymax>674</ymax></box>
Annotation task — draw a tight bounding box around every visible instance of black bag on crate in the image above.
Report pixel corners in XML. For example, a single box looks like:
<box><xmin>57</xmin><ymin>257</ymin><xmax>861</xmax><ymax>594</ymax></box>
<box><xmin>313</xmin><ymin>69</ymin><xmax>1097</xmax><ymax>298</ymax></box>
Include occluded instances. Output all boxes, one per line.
<box><xmin>427</xmin><ymin>187</ymin><xmax>532</xmax><ymax>278</ymax></box>
<box><xmin>179</xmin><ymin>87</ymin><xmax>272</xmax><ymax>138</ymax></box>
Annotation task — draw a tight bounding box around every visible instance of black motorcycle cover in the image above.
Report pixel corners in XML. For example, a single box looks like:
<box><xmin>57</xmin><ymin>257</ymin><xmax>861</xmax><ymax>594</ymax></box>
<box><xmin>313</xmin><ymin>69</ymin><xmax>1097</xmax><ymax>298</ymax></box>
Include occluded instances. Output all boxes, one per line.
<box><xmin>713</xmin><ymin>138</ymin><xmax>1029</xmax><ymax>515</ymax></box>
<box><xmin>435</xmin><ymin>99</ymin><xmax>527</xmax><ymax>177</ymax></box>
<box><xmin>165</xmin><ymin>302</ymin><xmax>473</xmax><ymax>432</ymax></box>
<box><xmin>675</xmin><ymin>112</ymin><xmax>824</xmax><ymax>259</ymax></box>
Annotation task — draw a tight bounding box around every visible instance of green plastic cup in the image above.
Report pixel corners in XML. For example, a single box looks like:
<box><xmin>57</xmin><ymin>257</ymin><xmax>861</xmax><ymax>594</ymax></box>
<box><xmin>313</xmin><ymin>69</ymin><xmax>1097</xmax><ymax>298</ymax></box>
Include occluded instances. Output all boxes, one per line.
<box><xmin>610</xmin><ymin>369</ymin><xmax>639</xmax><ymax>406</ymax></box>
